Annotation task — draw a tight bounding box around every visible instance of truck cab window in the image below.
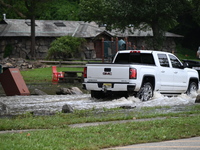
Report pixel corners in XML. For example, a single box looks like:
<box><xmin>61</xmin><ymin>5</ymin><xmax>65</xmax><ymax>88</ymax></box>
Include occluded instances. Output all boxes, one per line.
<box><xmin>169</xmin><ymin>55</ymin><xmax>182</xmax><ymax>68</ymax></box>
<box><xmin>140</xmin><ymin>54</ymin><xmax>155</xmax><ymax>65</ymax></box>
<box><xmin>114</xmin><ymin>53</ymin><xmax>155</xmax><ymax>65</ymax></box>
<box><xmin>158</xmin><ymin>54</ymin><xmax>169</xmax><ymax>67</ymax></box>
<box><xmin>114</xmin><ymin>53</ymin><xmax>129</xmax><ymax>63</ymax></box>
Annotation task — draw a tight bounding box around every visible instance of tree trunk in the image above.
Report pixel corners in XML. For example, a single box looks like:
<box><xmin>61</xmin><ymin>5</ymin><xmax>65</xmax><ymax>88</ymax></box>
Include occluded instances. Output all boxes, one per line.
<box><xmin>151</xmin><ymin>21</ymin><xmax>164</xmax><ymax>50</ymax></box>
<box><xmin>31</xmin><ymin>15</ymin><xmax>36</xmax><ymax>59</ymax></box>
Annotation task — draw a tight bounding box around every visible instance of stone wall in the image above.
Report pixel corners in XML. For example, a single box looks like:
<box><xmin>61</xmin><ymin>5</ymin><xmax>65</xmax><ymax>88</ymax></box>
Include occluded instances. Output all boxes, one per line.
<box><xmin>0</xmin><ymin>37</ymin><xmax>56</xmax><ymax>59</ymax></box>
<box><xmin>0</xmin><ymin>36</ymin><xmax>177</xmax><ymax>60</ymax></box>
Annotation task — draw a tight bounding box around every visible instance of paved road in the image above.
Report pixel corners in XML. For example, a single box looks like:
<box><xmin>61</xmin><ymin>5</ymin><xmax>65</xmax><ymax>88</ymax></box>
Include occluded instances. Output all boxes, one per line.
<box><xmin>104</xmin><ymin>136</ymin><xmax>200</xmax><ymax>150</ymax></box>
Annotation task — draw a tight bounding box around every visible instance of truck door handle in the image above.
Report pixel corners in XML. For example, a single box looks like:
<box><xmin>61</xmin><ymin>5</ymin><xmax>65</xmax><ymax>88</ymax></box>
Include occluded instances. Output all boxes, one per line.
<box><xmin>174</xmin><ymin>72</ymin><xmax>178</xmax><ymax>74</ymax></box>
<box><xmin>161</xmin><ymin>71</ymin><xmax>165</xmax><ymax>73</ymax></box>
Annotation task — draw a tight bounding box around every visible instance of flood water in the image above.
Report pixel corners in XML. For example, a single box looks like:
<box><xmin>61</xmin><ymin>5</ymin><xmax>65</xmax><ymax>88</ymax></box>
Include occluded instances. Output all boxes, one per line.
<box><xmin>0</xmin><ymin>83</ymin><xmax>199</xmax><ymax>116</ymax></box>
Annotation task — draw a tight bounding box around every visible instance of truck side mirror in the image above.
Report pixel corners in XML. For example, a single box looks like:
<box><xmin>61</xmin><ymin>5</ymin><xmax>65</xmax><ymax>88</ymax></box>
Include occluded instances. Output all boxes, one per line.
<box><xmin>183</xmin><ymin>62</ymin><xmax>189</xmax><ymax>68</ymax></box>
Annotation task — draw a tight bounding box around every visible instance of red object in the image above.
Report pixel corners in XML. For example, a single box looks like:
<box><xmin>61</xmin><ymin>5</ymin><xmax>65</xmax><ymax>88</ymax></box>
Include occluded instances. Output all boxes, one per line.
<box><xmin>83</xmin><ymin>67</ymin><xmax>87</xmax><ymax>78</ymax></box>
<box><xmin>52</xmin><ymin>66</ymin><xmax>64</xmax><ymax>83</ymax></box>
<box><xmin>0</xmin><ymin>68</ymin><xmax>30</xmax><ymax>96</ymax></box>
<box><xmin>130</xmin><ymin>50</ymin><xmax>140</xmax><ymax>53</ymax></box>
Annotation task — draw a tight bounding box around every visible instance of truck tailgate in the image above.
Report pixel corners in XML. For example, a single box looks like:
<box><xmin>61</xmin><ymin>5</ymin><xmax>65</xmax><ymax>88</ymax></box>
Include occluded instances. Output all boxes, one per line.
<box><xmin>86</xmin><ymin>64</ymin><xmax>130</xmax><ymax>82</ymax></box>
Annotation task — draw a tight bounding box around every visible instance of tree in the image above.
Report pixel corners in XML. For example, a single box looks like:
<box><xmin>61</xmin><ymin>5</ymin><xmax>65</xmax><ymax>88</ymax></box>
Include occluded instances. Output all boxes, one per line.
<box><xmin>0</xmin><ymin>0</ymin><xmax>80</xmax><ymax>21</ymax></box>
<box><xmin>80</xmin><ymin>0</ymin><xmax>185</xmax><ymax>49</ymax></box>
<box><xmin>24</xmin><ymin>0</ymin><xmax>52</xmax><ymax>59</ymax></box>
<box><xmin>0</xmin><ymin>0</ymin><xmax>53</xmax><ymax>59</ymax></box>
<box><xmin>39</xmin><ymin>0</ymin><xmax>80</xmax><ymax>20</ymax></box>
<box><xmin>169</xmin><ymin>0</ymin><xmax>200</xmax><ymax>50</ymax></box>
<box><xmin>191</xmin><ymin>0</ymin><xmax>200</xmax><ymax>25</ymax></box>
<box><xmin>0</xmin><ymin>0</ymin><xmax>26</xmax><ymax>19</ymax></box>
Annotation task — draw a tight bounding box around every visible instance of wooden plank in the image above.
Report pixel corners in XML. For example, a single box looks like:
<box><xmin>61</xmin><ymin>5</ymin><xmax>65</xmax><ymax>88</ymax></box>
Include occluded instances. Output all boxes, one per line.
<box><xmin>39</xmin><ymin>60</ymin><xmax>86</xmax><ymax>65</ymax></box>
<box><xmin>63</xmin><ymin>71</ymin><xmax>83</xmax><ymax>73</ymax></box>
<box><xmin>62</xmin><ymin>77</ymin><xmax>83</xmax><ymax>83</ymax></box>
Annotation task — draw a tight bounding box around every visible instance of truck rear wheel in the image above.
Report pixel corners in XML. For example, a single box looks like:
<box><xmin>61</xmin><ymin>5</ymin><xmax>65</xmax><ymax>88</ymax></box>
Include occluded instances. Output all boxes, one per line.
<box><xmin>186</xmin><ymin>81</ymin><xmax>198</xmax><ymax>95</ymax></box>
<box><xmin>91</xmin><ymin>91</ymin><xmax>105</xmax><ymax>99</ymax></box>
<box><xmin>137</xmin><ymin>82</ymin><xmax>153</xmax><ymax>101</ymax></box>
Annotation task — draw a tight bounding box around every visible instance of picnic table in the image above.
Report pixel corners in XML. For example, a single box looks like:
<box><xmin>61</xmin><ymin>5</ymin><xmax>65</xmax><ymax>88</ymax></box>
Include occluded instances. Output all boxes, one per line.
<box><xmin>61</xmin><ymin>71</ymin><xmax>83</xmax><ymax>83</ymax></box>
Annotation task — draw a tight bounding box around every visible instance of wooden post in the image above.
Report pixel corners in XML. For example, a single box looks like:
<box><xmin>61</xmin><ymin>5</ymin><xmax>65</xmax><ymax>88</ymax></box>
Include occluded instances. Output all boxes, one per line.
<box><xmin>116</xmin><ymin>37</ymin><xmax>118</xmax><ymax>52</ymax></box>
<box><xmin>102</xmin><ymin>38</ymin><xmax>104</xmax><ymax>63</ymax></box>
<box><xmin>125</xmin><ymin>37</ymin><xmax>128</xmax><ymax>49</ymax></box>
<box><xmin>31</xmin><ymin>16</ymin><xmax>36</xmax><ymax>60</ymax></box>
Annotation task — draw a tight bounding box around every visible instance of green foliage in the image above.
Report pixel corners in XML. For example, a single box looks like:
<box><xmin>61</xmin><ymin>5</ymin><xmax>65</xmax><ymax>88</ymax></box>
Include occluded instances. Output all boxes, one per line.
<box><xmin>192</xmin><ymin>0</ymin><xmax>200</xmax><ymax>26</ymax></box>
<box><xmin>0</xmin><ymin>0</ymin><xmax>80</xmax><ymax>20</ymax></box>
<box><xmin>80</xmin><ymin>0</ymin><xmax>185</xmax><ymax>49</ymax></box>
<box><xmin>3</xmin><ymin>44</ymin><xmax>13</xmax><ymax>58</ymax></box>
<box><xmin>46</xmin><ymin>36</ymin><xmax>86</xmax><ymax>60</ymax></box>
<box><xmin>39</xmin><ymin>0</ymin><xmax>80</xmax><ymax>20</ymax></box>
<box><xmin>169</xmin><ymin>0</ymin><xmax>200</xmax><ymax>50</ymax></box>
<box><xmin>1</xmin><ymin>0</ymin><xmax>199</xmax><ymax>51</ymax></box>
<box><xmin>0</xmin><ymin>0</ymin><xmax>27</xmax><ymax>19</ymax></box>
<box><xmin>25</xmin><ymin>0</ymin><xmax>52</xmax><ymax>18</ymax></box>
<box><xmin>176</xmin><ymin>44</ymin><xmax>197</xmax><ymax>60</ymax></box>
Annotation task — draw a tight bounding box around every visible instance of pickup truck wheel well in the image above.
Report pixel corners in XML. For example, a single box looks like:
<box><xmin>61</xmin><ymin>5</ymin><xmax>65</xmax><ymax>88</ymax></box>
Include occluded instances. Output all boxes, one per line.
<box><xmin>189</xmin><ymin>78</ymin><xmax>199</xmax><ymax>86</ymax></box>
<box><xmin>141</xmin><ymin>76</ymin><xmax>155</xmax><ymax>91</ymax></box>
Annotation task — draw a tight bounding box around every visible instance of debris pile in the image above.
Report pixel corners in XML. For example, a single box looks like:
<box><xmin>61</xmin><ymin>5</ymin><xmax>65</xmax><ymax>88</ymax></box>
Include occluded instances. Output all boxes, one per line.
<box><xmin>0</xmin><ymin>57</ymin><xmax>45</xmax><ymax>70</ymax></box>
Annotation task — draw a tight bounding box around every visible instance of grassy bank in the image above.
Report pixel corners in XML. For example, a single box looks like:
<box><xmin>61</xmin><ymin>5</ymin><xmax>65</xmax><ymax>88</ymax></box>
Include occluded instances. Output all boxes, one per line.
<box><xmin>1</xmin><ymin>105</ymin><xmax>200</xmax><ymax>130</ymax></box>
<box><xmin>21</xmin><ymin>67</ymin><xmax>84</xmax><ymax>83</ymax></box>
<box><xmin>0</xmin><ymin>105</ymin><xmax>200</xmax><ymax>149</ymax></box>
<box><xmin>19</xmin><ymin>67</ymin><xmax>85</xmax><ymax>95</ymax></box>
<box><xmin>0</xmin><ymin>116</ymin><xmax>200</xmax><ymax>150</ymax></box>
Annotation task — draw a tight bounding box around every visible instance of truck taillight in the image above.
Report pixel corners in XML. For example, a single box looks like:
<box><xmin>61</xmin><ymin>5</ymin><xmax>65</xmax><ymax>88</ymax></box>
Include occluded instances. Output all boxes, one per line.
<box><xmin>129</xmin><ymin>68</ymin><xmax>137</xmax><ymax>79</ymax></box>
<box><xmin>83</xmin><ymin>67</ymin><xmax>87</xmax><ymax>78</ymax></box>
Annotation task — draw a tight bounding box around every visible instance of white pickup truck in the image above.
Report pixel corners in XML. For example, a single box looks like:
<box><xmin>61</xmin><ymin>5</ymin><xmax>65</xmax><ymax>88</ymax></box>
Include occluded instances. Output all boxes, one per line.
<box><xmin>82</xmin><ymin>50</ymin><xmax>199</xmax><ymax>101</ymax></box>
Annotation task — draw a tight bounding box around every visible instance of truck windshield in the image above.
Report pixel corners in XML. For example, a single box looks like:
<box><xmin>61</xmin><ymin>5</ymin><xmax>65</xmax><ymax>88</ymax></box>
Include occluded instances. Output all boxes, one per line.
<box><xmin>114</xmin><ymin>53</ymin><xmax>155</xmax><ymax>65</ymax></box>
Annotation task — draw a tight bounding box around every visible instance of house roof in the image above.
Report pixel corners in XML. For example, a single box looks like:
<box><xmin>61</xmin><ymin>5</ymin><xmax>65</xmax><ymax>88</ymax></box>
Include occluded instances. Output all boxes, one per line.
<box><xmin>0</xmin><ymin>19</ymin><xmax>183</xmax><ymax>38</ymax></box>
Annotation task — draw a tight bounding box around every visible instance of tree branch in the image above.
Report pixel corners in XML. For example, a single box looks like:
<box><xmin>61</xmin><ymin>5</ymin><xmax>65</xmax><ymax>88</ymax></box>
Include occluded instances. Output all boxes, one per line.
<box><xmin>0</xmin><ymin>0</ymin><xmax>26</xmax><ymax>18</ymax></box>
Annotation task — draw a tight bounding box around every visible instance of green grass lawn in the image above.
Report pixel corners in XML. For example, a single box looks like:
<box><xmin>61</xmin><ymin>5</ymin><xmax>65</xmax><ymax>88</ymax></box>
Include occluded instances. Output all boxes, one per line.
<box><xmin>0</xmin><ymin>105</ymin><xmax>200</xmax><ymax>150</ymax></box>
<box><xmin>176</xmin><ymin>45</ymin><xmax>199</xmax><ymax>61</ymax></box>
<box><xmin>0</xmin><ymin>116</ymin><xmax>199</xmax><ymax>150</ymax></box>
<box><xmin>21</xmin><ymin>67</ymin><xmax>84</xmax><ymax>83</ymax></box>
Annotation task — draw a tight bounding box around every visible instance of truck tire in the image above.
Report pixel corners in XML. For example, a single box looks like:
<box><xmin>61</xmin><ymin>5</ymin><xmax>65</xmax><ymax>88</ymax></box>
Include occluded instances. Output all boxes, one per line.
<box><xmin>91</xmin><ymin>91</ymin><xmax>105</xmax><ymax>99</ymax></box>
<box><xmin>186</xmin><ymin>81</ymin><xmax>198</xmax><ymax>95</ymax></box>
<box><xmin>137</xmin><ymin>82</ymin><xmax>153</xmax><ymax>101</ymax></box>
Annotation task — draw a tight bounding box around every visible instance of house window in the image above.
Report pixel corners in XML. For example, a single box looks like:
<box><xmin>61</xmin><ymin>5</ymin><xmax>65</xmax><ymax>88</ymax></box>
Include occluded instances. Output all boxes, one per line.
<box><xmin>54</xmin><ymin>22</ymin><xmax>66</xmax><ymax>27</ymax></box>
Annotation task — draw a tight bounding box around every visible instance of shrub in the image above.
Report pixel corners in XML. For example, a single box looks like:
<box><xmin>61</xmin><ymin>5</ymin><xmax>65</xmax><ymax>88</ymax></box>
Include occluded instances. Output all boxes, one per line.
<box><xmin>47</xmin><ymin>36</ymin><xmax>86</xmax><ymax>60</ymax></box>
<box><xmin>3</xmin><ymin>44</ymin><xmax>13</xmax><ymax>58</ymax></box>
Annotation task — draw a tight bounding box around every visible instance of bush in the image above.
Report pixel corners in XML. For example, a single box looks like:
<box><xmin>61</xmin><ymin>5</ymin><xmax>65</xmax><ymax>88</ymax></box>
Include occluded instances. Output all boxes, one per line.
<box><xmin>47</xmin><ymin>36</ymin><xmax>86</xmax><ymax>60</ymax></box>
<box><xmin>3</xmin><ymin>44</ymin><xmax>13</xmax><ymax>58</ymax></box>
